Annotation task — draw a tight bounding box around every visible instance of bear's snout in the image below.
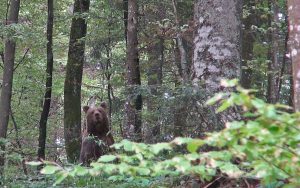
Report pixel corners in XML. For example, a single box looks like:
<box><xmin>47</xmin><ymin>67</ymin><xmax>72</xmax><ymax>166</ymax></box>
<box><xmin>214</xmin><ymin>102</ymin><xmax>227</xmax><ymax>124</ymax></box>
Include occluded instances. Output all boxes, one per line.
<box><xmin>94</xmin><ymin>111</ymin><xmax>101</xmax><ymax>120</ymax></box>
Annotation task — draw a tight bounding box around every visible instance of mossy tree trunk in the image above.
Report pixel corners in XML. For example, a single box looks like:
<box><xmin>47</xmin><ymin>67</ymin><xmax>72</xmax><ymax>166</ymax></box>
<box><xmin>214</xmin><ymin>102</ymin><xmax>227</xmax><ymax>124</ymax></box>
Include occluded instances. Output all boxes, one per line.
<box><xmin>64</xmin><ymin>0</ymin><xmax>90</xmax><ymax>163</ymax></box>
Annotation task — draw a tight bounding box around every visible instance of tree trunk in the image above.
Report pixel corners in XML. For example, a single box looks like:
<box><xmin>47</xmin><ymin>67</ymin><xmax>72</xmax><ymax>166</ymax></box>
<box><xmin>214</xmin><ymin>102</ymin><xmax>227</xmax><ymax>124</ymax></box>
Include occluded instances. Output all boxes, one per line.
<box><xmin>146</xmin><ymin>38</ymin><xmax>164</xmax><ymax>142</ymax></box>
<box><xmin>0</xmin><ymin>0</ymin><xmax>21</xmax><ymax>175</ymax></box>
<box><xmin>64</xmin><ymin>0</ymin><xmax>90</xmax><ymax>163</ymax></box>
<box><xmin>193</xmin><ymin>0</ymin><xmax>242</xmax><ymax>130</ymax></box>
<box><xmin>37</xmin><ymin>0</ymin><xmax>54</xmax><ymax>162</ymax></box>
<box><xmin>124</xmin><ymin>0</ymin><xmax>142</xmax><ymax>142</ymax></box>
<box><xmin>172</xmin><ymin>0</ymin><xmax>189</xmax><ymax>83</ymax></box>
<box><xmin>287</xmin><ymin>0</ymin><xmax>300</xmax><ymax>111</ymax></box>
<box><xmin>277</xmin><ymin>16</ymin><xmax>289</xmax><ymax>102</ymax></box>
<box><xmin>267</xmin><ymin>0</ymin><xmax>281</xmax><ymax>103</ymax></box>
<box><xmin>240</xmin><ymin>0</ymin><xmax>256</xmax><ymax>89</ymax></box>
<box><xmin>123</xmin><ymin>0</ymin><xmax>128</xmax><ymax>43</ymax></box>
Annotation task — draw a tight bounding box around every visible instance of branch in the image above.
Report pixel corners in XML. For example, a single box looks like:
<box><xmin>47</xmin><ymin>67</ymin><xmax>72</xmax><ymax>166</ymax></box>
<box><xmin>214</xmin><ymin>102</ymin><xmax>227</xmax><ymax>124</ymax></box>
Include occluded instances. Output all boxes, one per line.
<box><xmin>13</xmin><ymin>48</ymin><xmax>30</xmax><ymax>71</ymax></box>
<box><xmin>10</xmin><ymin>108</ymin><xmax>28</xmax><ymax>175</ymax></box>
<box><xmin>259</xmin><ymin>155</ymin><xmax>292</xmax><ymax>178</ymax></box>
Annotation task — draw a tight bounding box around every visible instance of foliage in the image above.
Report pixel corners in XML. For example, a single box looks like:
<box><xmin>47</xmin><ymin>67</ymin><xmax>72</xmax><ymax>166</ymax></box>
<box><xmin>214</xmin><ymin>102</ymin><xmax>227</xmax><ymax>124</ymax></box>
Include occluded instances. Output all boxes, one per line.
<box><xmin>35</xmin><ymin>80</ymin><xmax>300</xmax><ymax>187</ymax></box>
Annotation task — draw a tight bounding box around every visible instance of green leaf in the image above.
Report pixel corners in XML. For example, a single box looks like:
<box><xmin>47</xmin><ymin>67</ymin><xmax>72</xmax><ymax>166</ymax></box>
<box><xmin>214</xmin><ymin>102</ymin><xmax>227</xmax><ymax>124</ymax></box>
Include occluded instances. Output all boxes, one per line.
<box><xmin>172</xmin><ymin>137</ymin><xmax>193</xmax><ymax>145</ymax></box>
<box><xmin>217</xmin><ymin>100</ymin><xmax>231</xmax><ymax>112</ymax></box>
<box><xmin>227</xmin><ymin>121</ymin><xmax>244</xmax><ymax>129</ymax></box>
<box><xmin>41</xmin><ymin>165</ymin><xmax>61</xmax><ymax>175</ymax></box>
<box><xmin>26</xmin><ymin>161</ymin><xmax>43</xmax><ymax>166</ymax></box>
<box><xmin>151</xmin><ymin>143</ymin><xmax>172</xmax><ymax>154</ymax></box>
<box><xmin>136</xmin><ymin>168</ymin><xmax>151</xmax><ymax>176</ymax></box>
<box><xmin>187</xmin><ymin>139</ymin><xmax>205</xmax><ymax>153</ymax></box>
<box><xmin>219</xmin><ymin>163</ymin><xmax>243</xmax><ymax>178</ymax></box>
<box><xmin>206</xmin><ymin>93</ymin><xmax>226</xmax><ymax>106</ymax></box>
<box><xmin>265</xmin><ymin>106</ymin><xmax>277</xmax><ymax>118</ymax></box>
<box><xmin>220</xmin><ymin>79</ymin><xmax>238</xmax><ymax>87</ymax></box>
<box><xmin>123</xmin><ymin>140</ymin><xmax>134</xmax><ymax>152</ymax></box>
<box><xmin>98</xmin><ymin>155</ymin><xmax>117</xmax><ymax>163</ymax></box>
<box><xmin>251</xmin><ymin>98</ymin><xmax>265</xmax><ymax>109</ymax></box>
<box><xmin>74</xmin><ymin>165</ymin><xmax>89</xmax><ymax>176</ymax></box>
<box><xmin>54</xmin><ymin>172</ymin><xmax>68</xmax><ymax>186</ymax></box>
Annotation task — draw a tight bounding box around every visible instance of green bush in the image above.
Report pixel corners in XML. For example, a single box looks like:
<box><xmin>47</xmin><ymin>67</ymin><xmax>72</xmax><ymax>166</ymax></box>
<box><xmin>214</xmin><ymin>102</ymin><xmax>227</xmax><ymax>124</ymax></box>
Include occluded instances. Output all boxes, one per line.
<box><xmin>31</xmin><ymin>80</ymin><xmax>300</xmax><ymax>187</ymax></box>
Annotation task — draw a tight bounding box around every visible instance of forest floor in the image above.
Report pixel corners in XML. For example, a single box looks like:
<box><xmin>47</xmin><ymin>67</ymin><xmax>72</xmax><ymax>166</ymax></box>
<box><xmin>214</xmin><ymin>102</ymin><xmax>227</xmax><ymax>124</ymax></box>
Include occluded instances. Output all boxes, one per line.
<box><xmin>2</xmin><ymin>173</ymin><xmax>267</xmax><ymax>188</ymax></box>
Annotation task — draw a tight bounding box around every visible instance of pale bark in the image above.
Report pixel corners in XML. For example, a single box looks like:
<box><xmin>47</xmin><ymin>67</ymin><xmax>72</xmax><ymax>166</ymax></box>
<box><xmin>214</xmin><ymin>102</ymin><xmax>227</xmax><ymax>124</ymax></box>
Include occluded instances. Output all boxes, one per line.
<box><xmin>193</xmin><ymin>0</ymin><xmax>242</xmax><ymax>129</ymax></box>
<box><xmin>287</xmin><ymin>0</ymin><xmax>300</xmax><ymax>111</ymax></box>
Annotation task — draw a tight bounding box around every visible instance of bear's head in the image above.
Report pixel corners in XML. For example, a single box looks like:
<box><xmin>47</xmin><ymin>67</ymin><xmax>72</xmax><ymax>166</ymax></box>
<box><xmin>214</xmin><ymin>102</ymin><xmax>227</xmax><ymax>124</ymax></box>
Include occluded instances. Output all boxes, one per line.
<box><xmin>83</xmin><ymin>102</ymin><xmax>109</xmax><ymax>135</ymax></box>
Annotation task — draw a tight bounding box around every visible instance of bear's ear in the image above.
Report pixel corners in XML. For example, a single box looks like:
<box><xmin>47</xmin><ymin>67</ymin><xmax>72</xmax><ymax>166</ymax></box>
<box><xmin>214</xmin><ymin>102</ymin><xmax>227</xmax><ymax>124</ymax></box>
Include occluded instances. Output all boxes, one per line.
<box><xmin>83</xmin><ymin>106</ymin><xmax>90</xmax><ymax>113</ymax></box>
<box><xmin>100</xmin><ymin>102</ymin><xmax>107</xmax><ymax>109</ymax></box>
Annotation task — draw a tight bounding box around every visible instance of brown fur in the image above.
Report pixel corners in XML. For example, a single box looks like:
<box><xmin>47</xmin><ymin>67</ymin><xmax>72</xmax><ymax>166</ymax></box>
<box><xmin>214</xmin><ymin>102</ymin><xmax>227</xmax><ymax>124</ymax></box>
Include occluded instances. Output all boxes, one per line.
<box><xmin>79</xmin><ymin>102</ymin><xmax>114</xmax><ymax>166</ymax></box>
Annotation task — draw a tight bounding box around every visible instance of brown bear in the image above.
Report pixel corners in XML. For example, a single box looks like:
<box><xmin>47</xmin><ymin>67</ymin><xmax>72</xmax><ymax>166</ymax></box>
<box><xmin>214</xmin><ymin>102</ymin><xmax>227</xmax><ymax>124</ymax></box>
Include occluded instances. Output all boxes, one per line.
<box><xmin>79</xmin><ymin>102</ymin><xmax>114</xmax><ymax>166</ymax></box>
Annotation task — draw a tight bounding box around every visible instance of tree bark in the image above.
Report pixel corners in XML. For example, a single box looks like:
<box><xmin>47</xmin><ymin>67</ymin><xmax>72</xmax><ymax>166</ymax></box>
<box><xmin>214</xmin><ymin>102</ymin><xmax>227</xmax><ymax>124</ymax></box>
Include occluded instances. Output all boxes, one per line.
<box><xmin>123</xmin><ymin>0</ymin><xmax>128</xmax><ymax>43</ymax></box>
<box><xmin>146</xmin><ymin>38</ymin><xmax>164</xmax><ymax>142</ymax></box>
<box><xmin>267</xmin><ymin>0</ymin><xmax>281</xmax><ymax>103</ymax></box>
<box><xmin>193</xmin><ymin>0</ymin><xmax>242</xmax><ymax>130</ymax></box>
<box><xmin>37</xmin><ymin>0</ymin><xmax>54</xmax><ymax>162</ymax></box>
<box><xmin>0</xmin><ymin>0</ymin><xmax>21</xmax><ymax>175</ymax></box>
<box><xmin>124</xmin><ymin>0</ymin><xmax>142</xmax><ymax>142</ymax></box>
<box><xmin>172</xmin><ymin>0</ymin><xmax>189</xmax><ymax>83</ymax></box>
<box><xmin>64</xmin><ymin>0</ymin><xmax>90</xmax><ymax>163</ymax></box>
<box><xmin>240</xmin><ymin>0</ymin><xmax>256</xmax><ymax>89</ymax></box>
<box><xmin>287</xmin><ymin>0</ymin><xmax>300</xmax><ymax>111</ymax></box>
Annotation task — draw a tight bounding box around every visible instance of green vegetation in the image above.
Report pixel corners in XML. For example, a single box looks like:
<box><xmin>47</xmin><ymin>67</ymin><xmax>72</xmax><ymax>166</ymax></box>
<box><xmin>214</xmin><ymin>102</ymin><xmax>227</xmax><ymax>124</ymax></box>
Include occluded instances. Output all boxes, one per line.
<box><xmin>32</xmin><ymin>80</ymin><xmax>300</xmax><ymax>187</ymax></box>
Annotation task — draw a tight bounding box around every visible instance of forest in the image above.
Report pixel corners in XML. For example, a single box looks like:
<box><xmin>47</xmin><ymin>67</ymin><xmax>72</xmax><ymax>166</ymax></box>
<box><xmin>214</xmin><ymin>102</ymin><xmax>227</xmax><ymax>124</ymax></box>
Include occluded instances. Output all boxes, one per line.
<box><xmin>0</xmin><ymin>0</ymin><xmax>300</xmax><ymax>187</ymax></box>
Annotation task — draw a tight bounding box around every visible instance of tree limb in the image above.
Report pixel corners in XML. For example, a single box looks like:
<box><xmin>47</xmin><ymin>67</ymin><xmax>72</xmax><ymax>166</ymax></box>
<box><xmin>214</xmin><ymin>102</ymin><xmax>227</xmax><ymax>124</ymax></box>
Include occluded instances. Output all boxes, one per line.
<box><xmin>10</xmin><ymin>108</ymin><xmax>28</xmax><ymax>175</ymax></box>
<box><xmin>13</xmin><ymin>48</ymin><xmax>30</xmax><ymax>71</ymax></box>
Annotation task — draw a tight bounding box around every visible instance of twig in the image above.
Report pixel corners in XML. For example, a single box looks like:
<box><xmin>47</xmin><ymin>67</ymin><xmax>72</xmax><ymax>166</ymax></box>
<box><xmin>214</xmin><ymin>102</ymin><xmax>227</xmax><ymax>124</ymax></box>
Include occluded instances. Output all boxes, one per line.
<box><xmin>259</xmin><ymin>155</ymin><xmax>292</xmax><ymax>177</ymax></box>
<box><xmin>10</xmin><ymin>108</ymin><xmax>28</xmax><ymax>175</ymax></box>
<box><xmin>203</xmin><ymin>177</ymin><xmax>222</xmax><ymax>188</ymax></box>
<box><xmin>13</xmin><ymin>48</ymin><xmax>30</xmax><ymax>71</ymax></box>
<box><xmin>243</xmin><ymin>178</ymin><xmax>250</xmax><ymax>188</ymax></box>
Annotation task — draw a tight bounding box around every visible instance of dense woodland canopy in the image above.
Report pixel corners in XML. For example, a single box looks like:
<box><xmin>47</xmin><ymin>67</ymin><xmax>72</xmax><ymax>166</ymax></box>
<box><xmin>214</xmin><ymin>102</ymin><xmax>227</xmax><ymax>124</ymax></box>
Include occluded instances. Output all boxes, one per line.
<box><xmin>0</xmin><ymin>0</ymin><xmax>300</xmax><ymax>187</ymax></box>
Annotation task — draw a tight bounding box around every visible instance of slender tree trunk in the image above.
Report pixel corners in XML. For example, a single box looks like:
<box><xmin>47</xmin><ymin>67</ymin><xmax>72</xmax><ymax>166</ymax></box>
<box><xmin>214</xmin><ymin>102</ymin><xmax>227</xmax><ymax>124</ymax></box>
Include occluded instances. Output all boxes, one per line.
<box><xmin>172</xmin><ymin>0</ymin><xmax>189</xmax><ymax>83</ymax></box>
<box><xmin>240</xmin><ymin>0</ymin><xmax>256</xmax><ymax>89</ymax></box>
<box><xmin>37</xmin><ymin>0</ymin><xmax>54</xmax><ymax>162</ymax></box>
<box><xmin>123</xmin><ymin>0</ymin><xmax>128</xmax><ymax>42</ymax></box>
<box><xmin>193</xmin><ymin>0</ymin><xmax>242</xmax><ymax>130</ymax></box>
<box><xmin>64</xmin><ymin>0</ymin><xmax>90</xmax><ymax>163</ymax></box>
<box><xmin>287</xmin><ymin>0</ymin><xmax>300</xmax><ymax>111</ymax></box>
<box><xmin>124</xmin><ymin>0</ymin><xmax>142</xmax><ymax>142</ymax></box>
<box><xmin>146</xmin><ymin>38</ymin><xmax>164</xmax><ymax>142</ymax></box>
<box><xmin>105</xmin><ymin>20</ymin><xmax>113</xmax><ymax>129</ymax></box>
<box><xmin>0</xmin><ymin>0</ymin><xmax>21</xmax><ymax>175</ymax></box>
<box><xmin>267</xmin><ymin>0</ymin><xmax>281</xmax><ymax>103</ymax></box>
<box><xmin>143</xmin><ymin>3</ymin><xmax>165</xmax><ymax>143</ymax></box>
<box><xmin>278</xmin><ymin>16</ymin><xmax>289</xmax><ymax>102</ymax></box>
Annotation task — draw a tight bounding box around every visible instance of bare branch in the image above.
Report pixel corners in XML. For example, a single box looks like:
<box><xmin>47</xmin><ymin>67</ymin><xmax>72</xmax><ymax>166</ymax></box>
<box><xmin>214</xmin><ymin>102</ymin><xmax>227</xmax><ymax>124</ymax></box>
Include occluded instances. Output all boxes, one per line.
<box><xmin>13</xmin><ymin>48</ymin><xmax>30</xmax><ymax>71</ymax></box>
